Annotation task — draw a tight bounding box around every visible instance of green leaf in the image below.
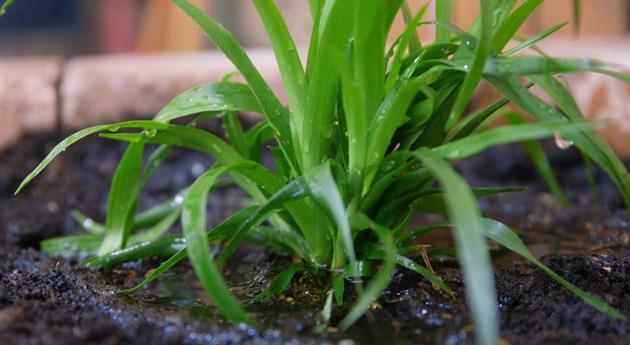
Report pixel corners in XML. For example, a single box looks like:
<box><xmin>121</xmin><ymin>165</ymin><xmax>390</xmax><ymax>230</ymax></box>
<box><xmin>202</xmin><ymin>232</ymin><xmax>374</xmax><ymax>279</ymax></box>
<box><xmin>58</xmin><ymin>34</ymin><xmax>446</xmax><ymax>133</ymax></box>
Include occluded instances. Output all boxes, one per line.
<box><xmin>504</xmin><ymin>22</ymin><xmax>568</xmax><ymax>56</ymax></box>
<box><xmin>118</xmin><ymin>249</ymin><xmax>188</xmax><ymax>294</ymax></box>
<box><xmin>339</xmin><ymin>214</ymin><xmax>396</xmax><ymax>330</ymax></box>
<box><xmin>413</xmin><ymin>150</ymin><xmax>498</xmax><ymax>345</ymax></box>
<box><xmin>305</xmin><ymin>0</ymin><xmax>322</xmax><ymax>79</ymax></box>
<box><xmin>302</xmin><ymin>0</ymin><xmax>354</xmax><ymax>170</ymax></box>
<box><xmin>354</xmin><ymin>0</ymin><xmax>386</xmax><ymax>121</ymax></box>
<box><xmin>384</xmin><ymin>0</ymin><xmax>405</xmax><ymax>34</ymax></box>
<box><xmin>308</xmin><ymin>0</ymin><xmax>322</xmax><ymax>19</ymax></box>
<box><xmin>82</xmin><ymin>235</ymin><xmax>186</xmax><ymax>269</ymax></box>
<box><xmin>112</xmin><ymin>207</ymin><xmax>258</xmax><ymax>291</ymax></box>
<box><xmin>98</xmin><ymin>123</ymin><xmax>320</xmax><ymax>257</ymax></box>
<box><xmin>16</xmin><ymin>123</ymin><xmax>133</xmax><ymax>194</ymax></box>
<box><xmin>140</xmin><ymin>144</ymin><xmax>173</xmax><ymax>187</ymax></box>
<box><xmin>594</xmin><ymin>68</ymin><xmax>630</xmax><ymax>84</ymax></box>
<box><xmin>447</xmin><ymin>96</ymin><xmax>510</xmax><ymax>141</ymax></box>
<box><xmin>0</xmin><ymin>0</ymin><xmax>14</xmax><ymax>16</ymax></box>
<box><xmin>492</xmin><ymin>0</ymin><xmax>518</xmax><ymax>29</ymax></box>
<box><xmin>366</xmin><ymin>65</ymin><xmax>453</xmax><ymax>186</ymax></box>
<box><xmin>487</xmin><ymin>75</ymin><xmax>630</xmax><ymax>208</ymax></box>
<box><xmin>413</xmin><ymin>187</ymin><xmax>523</xmax><ymax>215</ymax></box>
<box><xmin>397</xmin><ymin>224</ymin><xmax>448</xmax><ymax>244</ymax></box>
<box><xmin>222</xmin><ymin>112</ymin><xmax>250</xmax><ymax>158</ymax></box>
<box><xmin>99</xmin><ymin>125</ymin><xmax>261</xmax><ymax>199</ymax></box>
<box><xmin>41</xmin><ymin>234</ymin><xmax>102</xmax><ymax>259</ymax></box>
<box><xmin>534</xmin><ymin>75</ymin><xmax>630</xmax><ymax>207</ymax></box>
<box><xmin>304</xmin><ymin>162</ymin><xmax>355</xmax><ymax>270</ymax></box>
<box><xmin>252</xmin><ymin>0</ymin><xmax>307</xmax><ymax>150</ymax></box>
<box><xmin>332</xmin><ymin>273</ymin><xmax>345</xmax><ymax>306</ymax></box>
<box><xmin>447</xmin><ymin>0</ymin><xmax>493</xmax><ymax>126</ymax></box>
<box><xmin>362</xmin><ymin>242</ymin><xmax>453</xmax><ymax>297</ymax></box>
<box><xmin>154</xmin><ymin>82</ymin><xmax>261</xmax><ymax>123</ymax></box>
<box><xmin>133</xmin><ymin>191</ymin><xmax>186</xmax><ymax>230</ymax></box>
<box><xmin>504</xmin><ymin>112</ymin><xmax>568</xmax><ymax>205</ymax></box>
<box><xmin>313</xmin><ymin>290</ymin><xmax>334</xmax><ymax>333</ymax></box>
<box><xmin>435</xmin><ymin>0</ymin><xmax>452</xmax><ymax>43</ymax></box>
<box><xmin>360</xmin><ymin>161</ymin><xmax>417</xmax><ymax>214</ymax></box>
<box><xmin>15</xmin><ymin>121</ymin><xmax>216</xmax><ymax>195</ymax></box>
<box><xmin>182</xmin><ymin>163</ymin><xmax>257</xmax><ymax>325</ymax></box>
<box><xmin>129</xmin><ymin>208</ymin><xmax>181</xmax><ymax>244</ymax></box>
<box><xmin>571</xmin><ymin>0</ymin><xmax>581</xmax><ymax>33</ymax></box>
<box><xmin>433</xmin><ymin>120</ymin><xmax>599</xmax><ymax>160</ymax></box>
<box><xmin>492</xmin><ymin>0</ymin><xmax>543</xmax><ymax>52</ymax></box>
<box><xmin>244</xmin><ymin>121</ymin><xmax>273</xmax><ymax>161</ymax></box>
<box><xmin>394</xmin><ymin>255</ymin><xmax>453</xmax><ymax>296</ymax></box>
<box><xmin>481</xmin><ymin>56</ymin><xmax>607</xmax><ymax>77</ymax></box>
<box><xmin>255</xmin><ymin>262</ymin><xmax>306</xmax><ymax>302</ymax></box>
<box><xmin>377</xmin><ymin>186</ymin><xmax>523</xmax><ymax>226</ymax></box>
<box><xmin>98</xmin><ymin>143</ymin><xmax>145</xmax><ymax>255</ymax></box>
<box><xmin>171</xmin><ymin>0</ymin><xmax>294</xmax><ymax>167</ymax></box>
<box><xmin>336</xmin><ymin>48</ymin><xmax>367</xmax><ymax>207</ymax></box>
<box><xmin>71</xmin><ymin>210</ymin><xmax>105</xmax><ymax>234</ymax></box>
<box><xmin>400</xmin><ymin>2</ymin><xmax>422</xmax><ymax>53</ymax></box>
<box><xmin>386</xmin><ymin>2</ymin><xmax>430</xmax><ymax>93</ymax></box>
<box><xmin>481</xmin><ymin>218</ymin><xmax>623</xmax><ymax>319</ymax></box>
<box><xmin>251</xmin><ymin>226</ymin><xmax>308</xmax><ymax>259</ymax></box>
<box><xmin>216</xmin><ymin>176</ymin><xmax>312</xmax><ymax>267</ymax></box>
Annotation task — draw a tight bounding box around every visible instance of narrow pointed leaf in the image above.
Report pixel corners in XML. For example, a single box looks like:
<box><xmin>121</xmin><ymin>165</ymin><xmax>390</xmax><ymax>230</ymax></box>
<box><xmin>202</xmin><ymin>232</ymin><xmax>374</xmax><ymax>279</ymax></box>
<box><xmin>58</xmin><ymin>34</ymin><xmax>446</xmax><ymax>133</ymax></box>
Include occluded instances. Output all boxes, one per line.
<box><xmin>482</xmin><ymin>56</ymin><xmax>607</xmax><ymax>77</ymax></box>
<box><xmin>504</xmin><ymin>22</ymin><xmax>567</xmax><ymax>56</ymax></box>
<box><xmin>487</xmin><ymin>75</ymin><xmax>630</xmax><ymax>208</ymax></box>
<box><xmin>112</xmin><ymin>207</ymin><xmax>258</xmax><ymax>291</ymax></box>
<box><xmin>172</xmin><ymin>0</ymin><xmax>294</xmax><ymax>161</ymax></box>
<box><xmin>340</xmin><ymin>214</ymin><xmax>396</xmax><ymax>330</ymax></box>
<box><xmin>255</xmin><ymin>262</ymin><xmax>306</xmax><ymax>302</ymax></box>
<box><xmin>302</xmin><ymin>0</ymin><xmax>353</xmax><ymax>170</ymax></box>
<box><xmin>435</xmin><ymin>0</ymin><xmax>452</xmax><ymax>43</ymax></box>
<box><xmin>305</xmin><ymin>162</ymin><xmax>355</xmax><ymax>270</ymax></box>
<box><xmin>41</xmin><ymin>234</ymin><xmax>102</xmax><ymax>259</ymax></box>
<box><xmin>492</xmin><ymin>0</ymin><xmax>543</xmax><ymax>52</ymax></box>
<box><xmin>216</xmin><ymin>177</ymin><xmax>311</xmax><ymax>267</ymax></box>
<box><xmin>355</xmin><ymin>0</ymin><xmax>385</xmax><ymax>120</ymax></box>
<box><xmin>433</xmin><ymin>120</ymin><xmax>598</xmax><ymax>160</ymax></box>
<box><xmin>99</xmin><ymin>143</ymin><xmax>145</xmax><ymax>255</ymax></box>
<box><xmin>182</xmin><ymin>163</ymin><xmax>258</xmax><ymax>325</ymax></box>
<box><xmin>252</xmin><ymin>0</ymin><xmax>307</xmax><ymax>148</ymax></box>
<box><xmin>413</xmin><ymin>150</ymin><xmax>498</xmax><ymax>345</ymax></box>
<box><xmin>504</xmin><ymin>112</ymin><xmax>568</xmax><ymax>205</ymax></box>
<box><xmin>482</xmin><ymin>218</ymin><xmax>623</xmax><ymax>319</ymax></box>
<box><xmin>154</xmin><ymin>82</ymin><xmax>261</xmax><ymax>123</ymax></box>
<box><xmin>448</xmin><ymin>0</ymin><xmax>493</xmax><ymax>125</ymax></box>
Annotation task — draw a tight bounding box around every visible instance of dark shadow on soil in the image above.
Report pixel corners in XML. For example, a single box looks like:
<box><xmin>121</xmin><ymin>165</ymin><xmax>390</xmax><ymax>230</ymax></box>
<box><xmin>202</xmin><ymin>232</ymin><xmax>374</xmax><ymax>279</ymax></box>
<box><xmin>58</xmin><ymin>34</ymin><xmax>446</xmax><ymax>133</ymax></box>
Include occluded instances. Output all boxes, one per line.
<box><xmin>1</xmin><ymin>132</ymin><xmax>629</xmax><ymax>344</ymax></box>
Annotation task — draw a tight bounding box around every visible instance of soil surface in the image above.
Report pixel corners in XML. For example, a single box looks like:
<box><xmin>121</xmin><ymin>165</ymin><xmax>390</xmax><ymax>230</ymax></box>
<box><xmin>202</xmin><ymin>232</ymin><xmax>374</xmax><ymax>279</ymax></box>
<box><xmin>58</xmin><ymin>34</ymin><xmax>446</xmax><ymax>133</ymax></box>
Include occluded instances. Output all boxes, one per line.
<box><xmin>1</xmin><ymin>131</ymin><xmax>629</xmax><ymax>345</ymax></box>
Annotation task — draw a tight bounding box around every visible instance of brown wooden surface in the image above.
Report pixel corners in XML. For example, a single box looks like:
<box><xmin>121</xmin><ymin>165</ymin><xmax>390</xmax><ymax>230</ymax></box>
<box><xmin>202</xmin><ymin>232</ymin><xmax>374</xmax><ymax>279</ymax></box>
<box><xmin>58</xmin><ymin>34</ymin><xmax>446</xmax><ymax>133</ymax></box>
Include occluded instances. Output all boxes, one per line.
<box><xmin>137</xmin><ymin>0</ymin><xmax>212</xmax><ymax>52</ymax></box>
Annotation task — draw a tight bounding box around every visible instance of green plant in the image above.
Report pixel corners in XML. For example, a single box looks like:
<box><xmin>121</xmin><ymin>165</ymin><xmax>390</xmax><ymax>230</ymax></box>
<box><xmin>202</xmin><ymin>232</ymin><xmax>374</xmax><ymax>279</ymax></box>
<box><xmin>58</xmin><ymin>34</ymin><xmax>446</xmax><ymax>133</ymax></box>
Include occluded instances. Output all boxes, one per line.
<box><xmin>17</xmin><ymin>0</ymin><xmax>630</xmax><ymax>344</ymax></box>
<box><xmin>0</xmin><ymin>0</ymin><xmax>14</xmax><ymax>16</ymax></box>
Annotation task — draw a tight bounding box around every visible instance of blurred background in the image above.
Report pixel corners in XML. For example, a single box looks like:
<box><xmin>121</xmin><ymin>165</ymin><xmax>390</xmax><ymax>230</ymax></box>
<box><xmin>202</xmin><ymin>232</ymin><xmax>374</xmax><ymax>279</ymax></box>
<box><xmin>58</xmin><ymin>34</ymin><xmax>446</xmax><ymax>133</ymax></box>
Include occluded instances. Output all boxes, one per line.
<box><xmin>0</xmin><ymin>0</ymin><xmax>312</xmax><ymax>56</ymax></box>
<box><xmin>1</xmin><ymin>0</ymin><xmax>629</xmax><ymax>57</ymax></box>
<box><xmin>1</xmin><ymin>0</ymin><xmax>630</xmax><ymax>154</ymax></box>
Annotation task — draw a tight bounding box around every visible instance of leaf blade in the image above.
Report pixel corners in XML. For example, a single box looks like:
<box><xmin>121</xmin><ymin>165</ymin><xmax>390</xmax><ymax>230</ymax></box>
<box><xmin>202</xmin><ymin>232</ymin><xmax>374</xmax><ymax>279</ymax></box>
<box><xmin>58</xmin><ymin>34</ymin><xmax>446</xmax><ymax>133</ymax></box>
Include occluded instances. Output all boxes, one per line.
<box><xmin>154</xmin><ymin>82</ymin><xmax>261</xmax><ymax>123</ymax></box>
<box><xmin>482</xmin><ymin>218</ymin><xmax>623</xmax><ymax>319</ymax></box>
<box><xmin>182</xmin><ymin>163</ymin><xmax>256</xmax><ymax>325</ymax></box>
<box><xmin>413</xmin><ymin>150</ymin><xmax>498</xmax><ymax>345</ymax></box>
<box><xmin>99</xmin><ymin>143</ymin><xmax>145</xmax><ymax>255</ymax></box>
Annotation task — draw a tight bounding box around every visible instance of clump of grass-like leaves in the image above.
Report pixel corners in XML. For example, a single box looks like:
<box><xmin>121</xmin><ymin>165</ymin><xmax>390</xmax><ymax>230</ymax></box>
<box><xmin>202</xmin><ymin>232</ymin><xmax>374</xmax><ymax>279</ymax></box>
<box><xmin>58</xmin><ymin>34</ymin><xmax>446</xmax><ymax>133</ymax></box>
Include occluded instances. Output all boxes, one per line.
<box><xmin>17</xmin><ymin>0</ymin><xmax>630</xmax><ymax>344</ymax></box>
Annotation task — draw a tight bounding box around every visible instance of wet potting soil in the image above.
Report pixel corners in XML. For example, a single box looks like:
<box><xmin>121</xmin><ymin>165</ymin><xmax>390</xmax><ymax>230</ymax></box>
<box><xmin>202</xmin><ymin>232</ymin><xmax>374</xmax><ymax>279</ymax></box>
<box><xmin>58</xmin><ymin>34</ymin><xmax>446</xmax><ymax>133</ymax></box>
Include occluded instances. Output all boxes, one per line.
<box><xmin>1</xmin><ymin>131</ymin><xmax>629</xmax><ymax>345</ymax></box>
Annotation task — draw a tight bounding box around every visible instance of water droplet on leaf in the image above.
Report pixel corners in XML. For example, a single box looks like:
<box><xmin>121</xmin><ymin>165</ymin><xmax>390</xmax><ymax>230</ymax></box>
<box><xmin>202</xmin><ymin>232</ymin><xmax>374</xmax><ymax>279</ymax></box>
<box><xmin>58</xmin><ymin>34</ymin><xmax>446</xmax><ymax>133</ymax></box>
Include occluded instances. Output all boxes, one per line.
<box><xmin>143</xmin><ymin>128</ymin><xmax>157</xmax><ymax>137</ymax></box>
<box><xmin>554</xmin><ymin>133</ymin><xmax>574</xmax><ymax>150</ymax></box>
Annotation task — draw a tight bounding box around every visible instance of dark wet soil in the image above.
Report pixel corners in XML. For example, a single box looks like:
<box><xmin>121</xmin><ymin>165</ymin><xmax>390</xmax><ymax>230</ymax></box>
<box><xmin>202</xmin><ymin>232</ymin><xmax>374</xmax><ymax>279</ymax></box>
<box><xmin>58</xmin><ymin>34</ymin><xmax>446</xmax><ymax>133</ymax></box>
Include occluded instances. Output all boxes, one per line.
<box><xmin>1</xmin><ymin>132</ymin><xmax>629</xmax><ymax>345</ymax></box>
